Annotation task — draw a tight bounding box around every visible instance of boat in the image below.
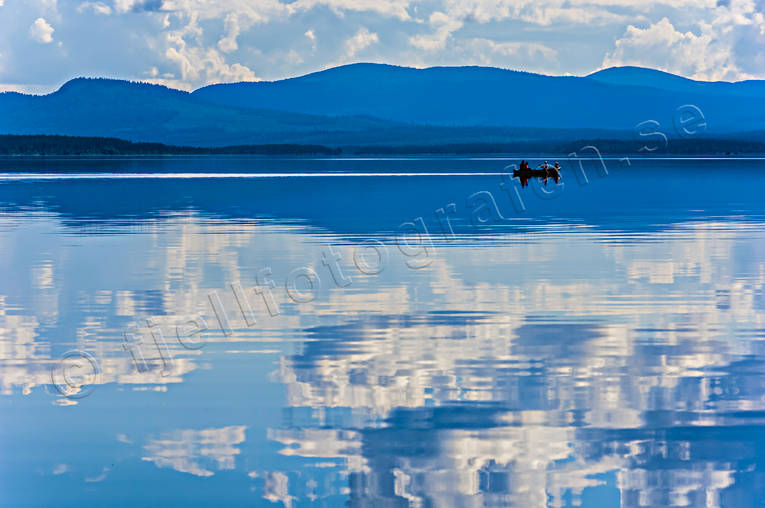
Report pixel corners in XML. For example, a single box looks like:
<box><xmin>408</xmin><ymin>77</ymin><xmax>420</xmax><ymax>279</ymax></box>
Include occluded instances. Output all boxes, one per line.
<box><xmin>512</xmin><ymin>166</ymin><xmax>561</xmax><ymax>187</ymax></box>
<box><xmin>512</xmin><ymin>168</ymin><xmax>559</xmax><ymax>178</ymax></box>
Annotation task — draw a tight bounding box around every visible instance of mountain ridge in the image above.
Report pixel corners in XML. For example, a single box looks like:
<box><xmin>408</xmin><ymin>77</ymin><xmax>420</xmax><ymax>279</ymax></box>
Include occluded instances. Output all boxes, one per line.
<box><xmin>587</xmin><ymin>66</ymin><xmax>765</xmax><ymax>97</ymax></box>
<box><xmin>189</xmin><ymin>63</ymin><xmax>765</xmax><ymax>131</ymax></box>
<box><xmin>2</xmin><ymin>64</ymin><xmax>764</xmax><ymax>147</ymax></box>
<box><xmin>8</xmin><ymin>64</ymin><xmax>763</xmax><ymax>96</ymax></box>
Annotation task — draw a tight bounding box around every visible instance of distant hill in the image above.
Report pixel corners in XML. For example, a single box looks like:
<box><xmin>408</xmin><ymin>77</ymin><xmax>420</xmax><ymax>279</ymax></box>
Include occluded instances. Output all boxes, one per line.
<box><xmin>193</xmin><ymin>63</ymin><xmax>765</xmax><ymax>133</ymax></box>
<box><xmin>588</xmin><ymin>66</ymin><xmax>697</xmax><ymax>89</ymax></box>
<box><xmin>0</xmin><ymin>77</ymin><xmax>630</xmax><ymax>147</ymax></box>
<box><xmin>0</xmin><ymin>78</ymin><xmax>404</xmax><ymax>147</ymax></box>
<box><xmin>588</xmin><ymin>66</ymin><xmax>765</xmax><ymax>98</ymax></box>
<box><xmin>1</xmin><ymin>64</ymin><xmax>765</xmax><ymax>147</ymax></box>
<box><xmin>0</xmin><ymin>135</ymin><xmax>340</xmax><ymax>155</ymax></box>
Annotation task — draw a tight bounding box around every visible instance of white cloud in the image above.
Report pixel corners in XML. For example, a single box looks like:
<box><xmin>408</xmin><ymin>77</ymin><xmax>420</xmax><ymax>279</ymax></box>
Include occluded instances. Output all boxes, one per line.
<box><xmin>113</xmin><ymin>0</ymin><xmax>139</xmax><ymax>13</ymax></box>
<box><xmin>602</xmin><ymin>13</ymin><xmax>755</xmax><ymax>81</ymax></box>
<box><xmin>465</xmin><ymin>38</ymin><xmax>558</xmax><ymax>61</ymax></box>
<box><xmin>344</xmin><ymin>27</ymin><xmax>379</xmax><ymax>58</ymax></box>
<box><xmin>517</xmin><ymin>5</ymin><xmax>634</xmax><ymax>26</ymax></box>
<box><xmin>28</xmin><ymin>17</ymin><xmax>54</xmax><ymax>44</ymax></box>
<box><xmin>77</xmin><ymin>2</ymin><xmax>112</xmax><ymax>15</ymax></box>
<box><xmin>161</xmin><ymin>0</ymin><xmax>291</xmax><ymax>24</ymax></box>
<box><xmin>161</xmin><ymin>28</ymin><xmax>258</xmax><ymax>89</ymax></box>
<box><xmin>437</xmin><ymin>0</ymin><xmax>638</xmax><ymax>27</ymax></box>
<box><xmin>408</xmin><ymin>2</ymin><xmax>633</xmax><ymax>54</ymax></box>
<box><xmin>142</xmin><ymin>2</ymin><xmax>288</xmax><ymax>88</ymax></box>
<box><xmin>285</xmin><ymin>49</ymin><xmax>303</xmax><ymax>65</ymax></box>
<box><xmin>293</xmin><ymin>0</ymin><xmax>411</xmax><ymax>21</ymax></box>
<box><xmin>0</xmin><ymin>83</ymin><xmax>57</xmax><ymax>94</ymax></box>
<box><xmin>33</xmin><ymin>0</ymin><xmax>59</xmax><ymax>15</ymax></box>
<box><xmin>217</xmin><ymin>13</ymin><xmax>241</xmax><ymax>53</ymax></box>
<box><xmin>409</xmin><ymin>11</ymin><xmax>463</xmax><ymax>51</ymax></box>
<box><xmin>305</xmin><ymin>29</ymin><xmax>317</xmax><ymax>50</ymax></box>
<box><xmin>5</xmin><ymin>0</ymin><xmax>765</xmax><ymax>91</ymax></box>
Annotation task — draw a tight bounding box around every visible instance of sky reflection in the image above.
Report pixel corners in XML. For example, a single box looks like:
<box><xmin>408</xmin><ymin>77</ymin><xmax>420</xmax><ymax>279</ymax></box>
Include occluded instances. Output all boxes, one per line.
<box><xmin>1</xmin><ymin>164</ymin><xmax>765</xmax><ymax>506</ymax></box>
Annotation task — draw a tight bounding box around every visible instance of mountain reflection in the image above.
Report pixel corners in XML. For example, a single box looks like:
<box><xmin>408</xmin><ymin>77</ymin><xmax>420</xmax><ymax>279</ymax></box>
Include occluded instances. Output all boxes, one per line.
<box><xmin>1</xmin><ymin>169</ymin><xmax>765</xmax><ymax>507</ymax></box>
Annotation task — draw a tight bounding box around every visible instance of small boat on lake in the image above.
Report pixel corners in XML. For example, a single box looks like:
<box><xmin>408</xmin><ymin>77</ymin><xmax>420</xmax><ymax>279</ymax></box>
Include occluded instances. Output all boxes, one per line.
<box><xmin>512</xmin><ymin>168</ymin><xmax>560</xmax><ymax>179</ymax></box>
<box><xmin>513</xmin><ymin>162</ymin><xmax>561</xmax><ymax>187</ymax></box>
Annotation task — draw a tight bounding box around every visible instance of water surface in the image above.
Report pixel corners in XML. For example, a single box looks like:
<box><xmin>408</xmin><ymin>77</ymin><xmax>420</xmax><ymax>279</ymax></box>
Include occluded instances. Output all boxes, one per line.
<box><xmin>1</xmin><ymin>157</ymin><xmax>765</xmax><ymax>507</ymax></box>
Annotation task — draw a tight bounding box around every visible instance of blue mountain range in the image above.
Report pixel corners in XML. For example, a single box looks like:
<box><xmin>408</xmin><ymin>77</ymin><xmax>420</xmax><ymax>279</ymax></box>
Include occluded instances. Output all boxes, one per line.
<box><xmin>1</xmin><ymin>63</ymin><xmax>763</xmax><ymax>147</ymax></box>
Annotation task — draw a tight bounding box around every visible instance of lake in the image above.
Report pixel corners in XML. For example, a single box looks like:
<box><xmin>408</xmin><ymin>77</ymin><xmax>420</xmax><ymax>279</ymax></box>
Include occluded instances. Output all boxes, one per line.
<box><xmin>1</xmin><ymin>156</ymin><xmax>765</xmax><ymax>507</ymax></box>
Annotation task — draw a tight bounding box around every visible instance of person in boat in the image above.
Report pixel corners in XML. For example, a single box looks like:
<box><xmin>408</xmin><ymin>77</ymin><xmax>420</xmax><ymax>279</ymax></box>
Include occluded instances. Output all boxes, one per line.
<box><xmin>551</xmin><ymin>161</ymin><xmax>561</xmax><ymax>183</ymax></box>
<box><xmin>519</xmin><ymin>161</ymin><xmax>528</xmax><ymax>186</ymax></box>
<box><xmin>536</xmin><ymin>161</ymin><xmax>548</xmax><ymax>185</ymax></box>
<box><xmin>517</xmin><ymin>161</ymin><xmax>530</xmax><ymax>187</ymax></box>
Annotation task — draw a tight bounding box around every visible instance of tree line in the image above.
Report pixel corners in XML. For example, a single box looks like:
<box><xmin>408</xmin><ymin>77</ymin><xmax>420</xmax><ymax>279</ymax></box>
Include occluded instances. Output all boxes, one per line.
<box><xmin>1</xmin><ymin>134</ymin><xmax>764</xmax><ymax>156</ymax></box>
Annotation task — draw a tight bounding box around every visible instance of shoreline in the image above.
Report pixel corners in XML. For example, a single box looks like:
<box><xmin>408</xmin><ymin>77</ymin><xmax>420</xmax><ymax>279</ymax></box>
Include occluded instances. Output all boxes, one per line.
<box><xmin>2</xmin><ymin>134</ymin><xmax>765</xmax><ymax>158</ymax></box>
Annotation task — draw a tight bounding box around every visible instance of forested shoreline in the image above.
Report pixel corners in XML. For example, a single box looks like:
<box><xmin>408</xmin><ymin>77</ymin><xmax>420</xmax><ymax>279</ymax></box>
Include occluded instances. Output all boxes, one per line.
<box><xmin>1</xmin><ymin>134</ymin><xmax>763</xmax><ymax>157</ymax></box>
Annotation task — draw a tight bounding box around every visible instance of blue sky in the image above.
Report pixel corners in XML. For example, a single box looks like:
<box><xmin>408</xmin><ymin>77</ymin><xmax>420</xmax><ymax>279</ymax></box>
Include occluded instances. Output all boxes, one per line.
<box><xmin>1</xmin><ymin>0</ymin><xmax>764</xmax><ymax>93</ymax></box>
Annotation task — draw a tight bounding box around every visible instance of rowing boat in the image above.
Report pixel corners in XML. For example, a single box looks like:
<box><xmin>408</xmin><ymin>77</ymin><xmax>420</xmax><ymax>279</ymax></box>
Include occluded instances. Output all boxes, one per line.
<box><xmin>513</xmin><ymin>168</ymin><xmax>560</xmax><ymax>178</ymax></box>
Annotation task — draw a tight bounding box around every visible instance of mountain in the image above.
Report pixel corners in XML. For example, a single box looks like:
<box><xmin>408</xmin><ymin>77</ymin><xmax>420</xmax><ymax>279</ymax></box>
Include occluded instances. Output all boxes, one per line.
<box><xmin>588</xmin><ymin>66</ymin><xmax>765</xmax><ymax>98</ymax></box>
<box><xmin>0</xmin><ymin>78</ymin><xmax>404</xmax><ymax>147</ymax></box>
<box><xmin>192</xmin><ymin>63</ymin><xmax>765</xmax><ymax>133</ymax></box>
<box><xmin>0</xmin><ymin>76</ymin><xmax>629</xmax><ymax>147</ymax></box>
<box><xmin>1</xmin><ymin>64</ymin><xmax>765</xmax><ymax>147</ymax></box>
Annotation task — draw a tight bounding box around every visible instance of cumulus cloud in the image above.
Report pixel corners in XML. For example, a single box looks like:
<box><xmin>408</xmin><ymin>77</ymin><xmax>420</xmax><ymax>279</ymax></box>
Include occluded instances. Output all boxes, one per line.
<box><xmin>161</xmin><ymin>0</ymin><xmax>291</xmax><ymax>24</ymax></box>
<box><xmin>293</xmin><ymin>0</ymin><xmax>411</xmax><ymax>21</ymax></box>
<box><xmin>603</xmin><ymin>18</ymin><xmax>728</xmax><ymax>79</ymax></box>
<box><xmin>465</xmin><ymin>38</ymin><xmax>558</xmax><ymax>61</ymax></box>
<box><xmin>407</xmin><ymin>1</ymin><xmax>637</xmax><ymax>55</ymax></box>
<box><xmin>217</xmin><ymin>13</ymin><xmax>242</xmax><ymax>53</ymax></box>
<box><xmin>77</xmin><ymin>2</ymin><xmax>112</xmax><ymax>15</ymax></box>
<box><xmin>409</xmin><ymin>12</ymin><xmax>463</xmax><ymax>51</ymax></box>
<box><xmin>302</xmin><ymin>29</ymin><xmax>317</xmax><ymax>55</ymax></box>
<box><xmin>161</xmin><ymin>26</ymin><xmax>258</xmax><ymax>89</ymax></box>
<box><xmin>435</xmin><ymin>0</ymin><xmax>638</xmax><ymax>27</ymax></box>
<box><xmin>28</xmin><ymin>18</ymin><xmax>54</xmax><ymax>44</ymax></box>
<box><xmin>4</xmin><ymin>0</ymin><xmax>765</xmax><ymax>92</ymax></box>
<box><xmin>113</xmin><ymin>0</ymin><xmax>143</xmax><ymax>13</ymax></box>
<box><xmin>344</xmin><ymin>27</ymin><xmax>379</xmax><ymax>58</ymax></box>
<box><xmin>285</xmin><ymin>49</ymin><xmax>304</xmax><ymax>65</ymax></box>
<box><xmin>602</xmin><ymin>0</ymin><xmax>765</xmax><ymax>81</ymax></box>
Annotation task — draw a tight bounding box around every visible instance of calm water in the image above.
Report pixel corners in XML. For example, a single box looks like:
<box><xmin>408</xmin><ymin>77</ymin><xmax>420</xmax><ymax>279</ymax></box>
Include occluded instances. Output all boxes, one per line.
<box><xmin>1</xmin><ymin>157</ymin><xmax>765</xmax><ymax>507</ymax></box>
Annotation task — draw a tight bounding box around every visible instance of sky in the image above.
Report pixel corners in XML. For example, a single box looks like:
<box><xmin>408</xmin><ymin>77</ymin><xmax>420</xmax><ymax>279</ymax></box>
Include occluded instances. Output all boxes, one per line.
<box><xmin>1</xmin><ymin>0</ymin><xmax>764</xmax><ymax>93</ymax></box>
